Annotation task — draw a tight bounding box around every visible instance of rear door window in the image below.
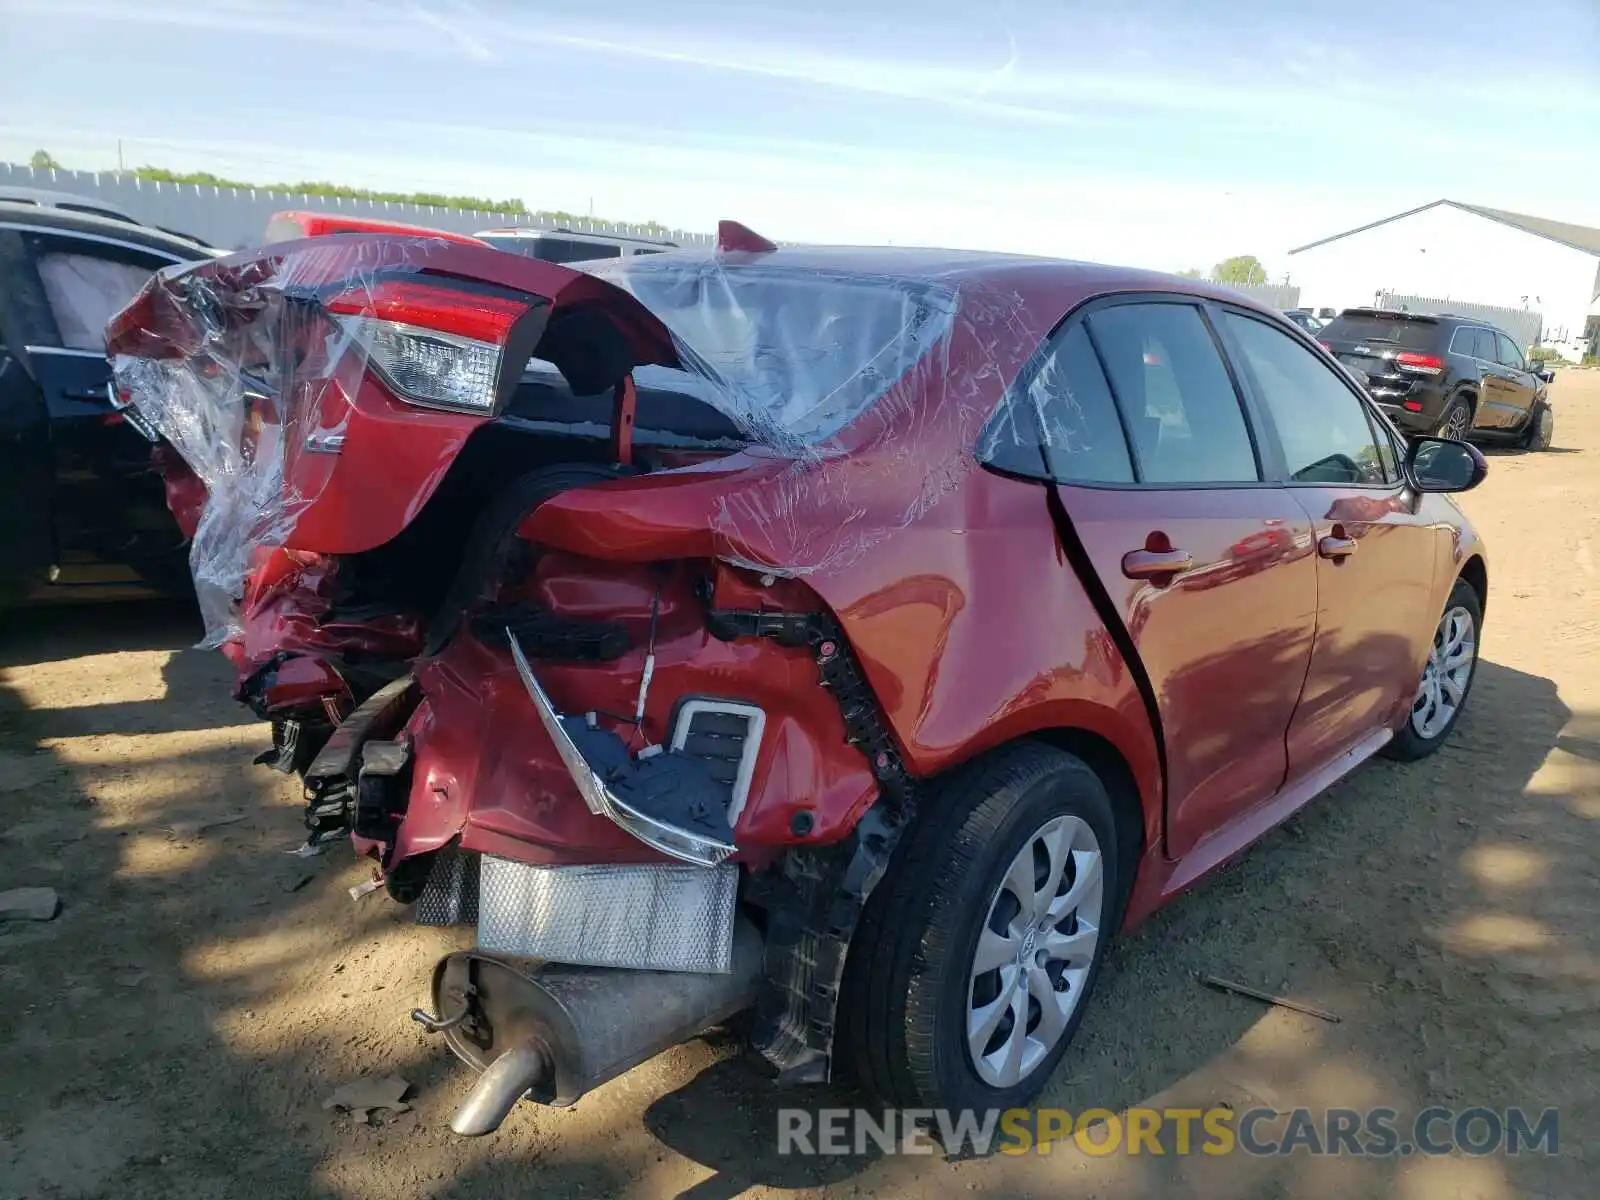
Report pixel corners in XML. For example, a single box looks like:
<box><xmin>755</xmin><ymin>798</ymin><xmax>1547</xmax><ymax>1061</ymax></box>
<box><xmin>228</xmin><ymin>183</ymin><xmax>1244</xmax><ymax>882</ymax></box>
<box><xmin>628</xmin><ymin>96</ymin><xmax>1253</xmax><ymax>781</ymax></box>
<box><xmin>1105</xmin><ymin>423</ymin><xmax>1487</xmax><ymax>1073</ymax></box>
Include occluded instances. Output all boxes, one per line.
<box><xmin>980</xmin><ymin>322</ymin><xmax>1134</xmax><ymax>483</ymax></box>
<box><xmin>1085</xmin><ymin>302</ymin><xmax>1259</xmax><ymax>484</ymax></box>
<box><xmin>1452</xmin><ymin>327</ymin><xmax>1491</xmax><ymax>360</ymax></box>
<box><xmin>1223</xmin><ymin>310</ymin><xmax>1389</xmax><ymax>486</ymax></box>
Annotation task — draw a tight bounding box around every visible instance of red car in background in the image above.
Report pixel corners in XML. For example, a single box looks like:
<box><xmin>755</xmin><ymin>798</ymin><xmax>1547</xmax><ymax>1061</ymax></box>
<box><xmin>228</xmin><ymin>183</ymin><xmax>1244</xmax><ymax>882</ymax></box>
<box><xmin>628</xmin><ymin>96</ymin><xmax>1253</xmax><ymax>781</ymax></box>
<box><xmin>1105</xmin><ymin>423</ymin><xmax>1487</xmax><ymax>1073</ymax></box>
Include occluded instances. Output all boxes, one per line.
<box><xmin>107</xmin><ymin>225</ymin><xmax>1487</xmax><ymax>1134</ymax></box>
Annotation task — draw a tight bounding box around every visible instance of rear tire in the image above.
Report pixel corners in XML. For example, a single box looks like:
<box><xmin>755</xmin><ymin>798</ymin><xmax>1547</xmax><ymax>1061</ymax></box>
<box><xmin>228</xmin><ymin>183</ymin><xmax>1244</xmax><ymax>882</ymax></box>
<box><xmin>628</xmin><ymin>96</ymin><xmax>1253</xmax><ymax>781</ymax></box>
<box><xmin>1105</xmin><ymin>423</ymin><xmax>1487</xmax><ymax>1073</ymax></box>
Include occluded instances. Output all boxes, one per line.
<box><xmin>1436</xmin><ymin>395</ymin><xmax>1473</xmax><ymax>441</ymax></box>
<box><xmin>1518</xmin><ymin>402</ymin><xmax>1553</xmax><ymax>451</ymax></box>
<box><xmin>1382</xmin><ymin>578</ymin><xmax>1482</xmax><ymax>762</ymax></box>
<box><xmin>840</xmin><ymin>743</ymin><xmax>1122</xmax><ymax>1111</ymax></box>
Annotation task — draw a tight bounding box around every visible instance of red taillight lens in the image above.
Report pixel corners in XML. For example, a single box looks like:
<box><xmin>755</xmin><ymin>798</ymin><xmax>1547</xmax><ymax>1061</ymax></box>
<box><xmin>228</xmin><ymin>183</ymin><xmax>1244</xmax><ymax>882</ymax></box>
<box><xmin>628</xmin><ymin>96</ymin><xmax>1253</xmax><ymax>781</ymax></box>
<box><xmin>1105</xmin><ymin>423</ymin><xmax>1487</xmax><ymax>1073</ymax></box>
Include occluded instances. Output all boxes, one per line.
<box><xmin>1318</xmin><ymin>340</ymin><xmax>1333</xmax><ymax>351</ymax></box>
<box><xmin>324</xmin><ymin>279</ymin><xmax>536</xmax><ymax>415</ymax></box>
<box><xmin>1394</xmin><ymin>352</ymin><xmax>1445</xmax><ymax>375</ymax></box>
<box><xmin>323</xmin><ymin>279</ymin><xmax>529</xmax><ymax>343</ymax></box>
<box><xmin>1403</xmin><ymin>400</ymin><xmax>1424</xmax><ymax>412</ymax></box>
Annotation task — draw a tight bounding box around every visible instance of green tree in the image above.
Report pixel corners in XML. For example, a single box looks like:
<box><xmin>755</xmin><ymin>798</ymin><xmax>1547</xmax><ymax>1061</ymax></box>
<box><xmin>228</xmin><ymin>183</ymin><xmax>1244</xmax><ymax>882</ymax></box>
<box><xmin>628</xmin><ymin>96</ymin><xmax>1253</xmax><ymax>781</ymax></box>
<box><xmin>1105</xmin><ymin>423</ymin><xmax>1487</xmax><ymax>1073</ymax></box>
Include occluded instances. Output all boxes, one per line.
<box><xmin>1176</xmin><ymin>267</ymin><xmax>1205</xmax><ymax>279</ymax></box>
<box><xmin>29</xmin><ymin>149</ymin><xmax>62</xmax><ymax>170</ymax></box>
<box><xmin>1211</xmin><ymin>255</ymin><xmax>1267</xmax><ymax>285</ymax></box>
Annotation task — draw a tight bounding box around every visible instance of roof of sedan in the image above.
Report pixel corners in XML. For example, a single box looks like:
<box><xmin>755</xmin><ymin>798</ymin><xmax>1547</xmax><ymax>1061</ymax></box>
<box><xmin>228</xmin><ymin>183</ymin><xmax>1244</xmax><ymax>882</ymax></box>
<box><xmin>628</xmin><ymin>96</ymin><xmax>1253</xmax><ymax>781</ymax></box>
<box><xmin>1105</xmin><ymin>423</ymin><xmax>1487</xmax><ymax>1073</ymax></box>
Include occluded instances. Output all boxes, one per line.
<box><xmin>645</xmin><ymin>243</ymin><xmax>1266</xmax><ymax>309</ymax></box>
<box><xmin>0</xmin><ymin>201</ymin><xmax>217</xmax><ymax>259</ymax></box>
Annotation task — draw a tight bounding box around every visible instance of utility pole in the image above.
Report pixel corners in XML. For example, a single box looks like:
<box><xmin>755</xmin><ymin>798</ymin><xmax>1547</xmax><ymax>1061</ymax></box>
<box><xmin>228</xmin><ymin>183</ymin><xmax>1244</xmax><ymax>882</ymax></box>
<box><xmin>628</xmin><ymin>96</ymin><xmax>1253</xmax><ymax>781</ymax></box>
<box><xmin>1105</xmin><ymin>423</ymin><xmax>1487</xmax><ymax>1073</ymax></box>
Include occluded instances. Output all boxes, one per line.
<box><xmin>117</xmin><ymin>139</ymin><xmax>124</xmax><ymax>172</ymax></box>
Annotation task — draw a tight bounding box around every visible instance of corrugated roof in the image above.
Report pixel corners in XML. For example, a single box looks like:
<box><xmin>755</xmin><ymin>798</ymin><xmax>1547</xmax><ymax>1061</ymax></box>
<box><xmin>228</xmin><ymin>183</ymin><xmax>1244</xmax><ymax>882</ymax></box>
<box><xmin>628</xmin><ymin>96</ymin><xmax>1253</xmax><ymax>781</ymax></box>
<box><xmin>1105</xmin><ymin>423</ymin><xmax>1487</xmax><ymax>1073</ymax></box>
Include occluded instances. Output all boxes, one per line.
<box><xmin>1450</xmin><ymin>203</ymin><xmax>1600</xmax><ymax>256</ymax></box>
<box><xmin>1289</xmin><ymin>200</ymin><xmax>1600</xmax><ymax>258</ymax></box>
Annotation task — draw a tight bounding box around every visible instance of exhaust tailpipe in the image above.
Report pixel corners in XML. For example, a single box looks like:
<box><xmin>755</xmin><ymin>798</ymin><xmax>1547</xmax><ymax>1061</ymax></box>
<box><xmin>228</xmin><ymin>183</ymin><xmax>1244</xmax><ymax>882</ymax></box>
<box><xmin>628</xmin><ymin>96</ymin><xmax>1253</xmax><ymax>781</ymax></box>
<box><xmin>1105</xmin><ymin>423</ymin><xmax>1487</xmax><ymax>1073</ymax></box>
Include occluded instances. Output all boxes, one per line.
<box><xmin>450</xmin><ymin>1046</ymin><xmax>551</xmax><ymax>1136</ymax></box>
<box><xmin>420</xmin><ymin>919</ymin><xmax>762</xmax><ymax>1135</ymax></box>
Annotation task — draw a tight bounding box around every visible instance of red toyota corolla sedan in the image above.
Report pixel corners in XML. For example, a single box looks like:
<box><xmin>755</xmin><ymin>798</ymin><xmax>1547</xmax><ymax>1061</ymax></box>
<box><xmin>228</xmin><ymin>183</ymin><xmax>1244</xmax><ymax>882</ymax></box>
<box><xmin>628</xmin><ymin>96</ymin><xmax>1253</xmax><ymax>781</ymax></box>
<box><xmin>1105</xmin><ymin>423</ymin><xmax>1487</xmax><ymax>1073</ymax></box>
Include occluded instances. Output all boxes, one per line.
<box><xmin>108</xmin><ymin>222</ymin><xmax>1486</xmax><ymax>1133</ymax></box>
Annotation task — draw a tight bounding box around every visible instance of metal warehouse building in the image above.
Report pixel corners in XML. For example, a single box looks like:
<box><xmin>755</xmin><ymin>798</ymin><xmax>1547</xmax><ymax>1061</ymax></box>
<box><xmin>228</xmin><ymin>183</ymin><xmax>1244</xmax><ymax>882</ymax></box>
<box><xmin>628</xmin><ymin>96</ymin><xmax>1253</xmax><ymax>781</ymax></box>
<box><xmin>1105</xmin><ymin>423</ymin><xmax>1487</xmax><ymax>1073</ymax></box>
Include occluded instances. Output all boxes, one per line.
<box><xmin>1287</xmin><ymin>200</ymin><xmax>1600</xmax><ymax>359</ymax></box>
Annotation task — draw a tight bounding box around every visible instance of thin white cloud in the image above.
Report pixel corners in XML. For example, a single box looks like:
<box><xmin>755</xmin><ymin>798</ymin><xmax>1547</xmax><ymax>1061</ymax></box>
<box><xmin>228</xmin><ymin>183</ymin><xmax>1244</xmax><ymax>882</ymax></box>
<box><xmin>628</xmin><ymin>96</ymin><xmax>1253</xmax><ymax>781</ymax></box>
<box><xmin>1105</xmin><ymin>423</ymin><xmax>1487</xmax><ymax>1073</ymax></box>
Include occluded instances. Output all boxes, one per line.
<box><xmin>404</xmin><ymin>0</ymin><xmax>495</xmax><ymax>62</ymax></box>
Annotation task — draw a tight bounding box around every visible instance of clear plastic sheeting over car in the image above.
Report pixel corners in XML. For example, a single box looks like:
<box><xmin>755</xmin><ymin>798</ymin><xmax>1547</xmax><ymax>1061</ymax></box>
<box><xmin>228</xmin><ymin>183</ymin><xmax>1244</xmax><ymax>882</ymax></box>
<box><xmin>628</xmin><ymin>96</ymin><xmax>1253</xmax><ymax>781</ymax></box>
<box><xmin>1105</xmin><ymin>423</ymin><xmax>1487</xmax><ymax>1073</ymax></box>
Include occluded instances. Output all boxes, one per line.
<box><xmin>108</xmin><ymin>236</ymin><xmax>492</xmax><ymax>644</ymax></box>
<box><xmin>106</xmin><ymin>234</ymin><xmax>1066</xmax><ymax>643</ymax></box>
<box><xmin>587</xmin><ymin>250</ymin><xmax>1059</xmax><ymax>579</ymax></box>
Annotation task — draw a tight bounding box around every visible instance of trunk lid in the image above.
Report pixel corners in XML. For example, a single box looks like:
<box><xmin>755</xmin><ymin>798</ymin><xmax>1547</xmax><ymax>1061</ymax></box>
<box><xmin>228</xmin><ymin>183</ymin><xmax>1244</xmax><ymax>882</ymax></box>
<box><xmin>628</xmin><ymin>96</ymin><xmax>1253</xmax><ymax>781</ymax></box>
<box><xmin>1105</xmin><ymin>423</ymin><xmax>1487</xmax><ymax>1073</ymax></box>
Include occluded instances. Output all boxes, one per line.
<box><xmin>105</xmin><ymin>234</ymin><xmax>681</xmax><ymax>639</ymax></box>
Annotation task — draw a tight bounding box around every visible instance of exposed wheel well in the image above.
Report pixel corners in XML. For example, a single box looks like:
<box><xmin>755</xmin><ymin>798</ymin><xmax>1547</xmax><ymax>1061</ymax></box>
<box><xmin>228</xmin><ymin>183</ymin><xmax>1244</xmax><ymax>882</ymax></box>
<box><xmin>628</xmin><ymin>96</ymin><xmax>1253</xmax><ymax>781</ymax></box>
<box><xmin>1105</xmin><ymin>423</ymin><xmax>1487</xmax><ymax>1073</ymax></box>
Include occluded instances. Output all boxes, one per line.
<box><xmin>1026</xmin><ymin>727</ymin><xmax>1146</xmax><ymax>919</ymax></box>
<box><xmin>1457</xmin><ymin>554</ymin><xmax>1488</xmax><ymax>619</ymax></box>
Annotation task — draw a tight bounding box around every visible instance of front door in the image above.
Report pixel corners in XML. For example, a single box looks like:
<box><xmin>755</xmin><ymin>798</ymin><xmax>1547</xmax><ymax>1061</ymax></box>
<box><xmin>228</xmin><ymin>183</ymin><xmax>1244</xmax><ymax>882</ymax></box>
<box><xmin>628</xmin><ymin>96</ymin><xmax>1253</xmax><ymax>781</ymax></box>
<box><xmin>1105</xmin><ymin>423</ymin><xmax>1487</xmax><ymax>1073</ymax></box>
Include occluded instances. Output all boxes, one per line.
<box><xmin>1217</xmin><ymin>307</ymin><xmax>1441</xmax><ymax>776</ymax></box>
<box><xmin>1043</xmin><ymin>300</ymin><xmax>1319</xmax><ymax>859</ymax></box>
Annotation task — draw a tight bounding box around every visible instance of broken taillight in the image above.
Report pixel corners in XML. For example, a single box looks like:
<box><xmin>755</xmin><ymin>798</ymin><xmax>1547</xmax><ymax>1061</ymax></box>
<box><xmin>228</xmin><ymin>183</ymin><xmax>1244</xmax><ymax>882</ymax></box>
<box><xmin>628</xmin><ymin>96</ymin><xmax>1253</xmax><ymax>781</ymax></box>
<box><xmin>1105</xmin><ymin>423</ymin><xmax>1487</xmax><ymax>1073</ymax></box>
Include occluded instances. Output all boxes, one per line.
<box><xmin>324</xmin><ymin>280</ymin><xmax>536</xmax><ymax>415</ymax></box>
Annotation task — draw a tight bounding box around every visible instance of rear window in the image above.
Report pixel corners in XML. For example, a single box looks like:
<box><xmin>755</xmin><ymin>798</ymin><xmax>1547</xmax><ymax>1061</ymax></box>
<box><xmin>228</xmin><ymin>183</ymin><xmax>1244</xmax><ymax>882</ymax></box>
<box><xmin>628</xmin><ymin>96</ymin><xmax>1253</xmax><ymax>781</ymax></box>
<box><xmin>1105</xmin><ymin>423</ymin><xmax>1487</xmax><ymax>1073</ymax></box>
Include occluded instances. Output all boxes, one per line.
<box><xmin>1319</xmin><ymin>312</ymin><xmax>1440</xmax><ymax>352</ymax></box>
<box><xmin>590</xmin><ymin>258</ymin><xmax>957</xmax><ymax>449</ymax></box>
<box><xmin>480</xmin><ymin>234</ymin><xmax>626</xmax><ymax>263</ymax></box>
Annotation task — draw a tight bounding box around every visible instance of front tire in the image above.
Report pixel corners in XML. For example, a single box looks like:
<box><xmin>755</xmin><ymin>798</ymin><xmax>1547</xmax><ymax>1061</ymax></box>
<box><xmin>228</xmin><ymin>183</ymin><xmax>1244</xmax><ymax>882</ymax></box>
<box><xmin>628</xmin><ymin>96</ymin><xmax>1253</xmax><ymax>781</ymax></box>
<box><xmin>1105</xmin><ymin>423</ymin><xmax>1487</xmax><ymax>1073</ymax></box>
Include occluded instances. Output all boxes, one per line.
<box><xmin>1382</xmin><ymin>578</ymin><xmax>1482</xmax><ymax>761</ymax></box>
<box><xmin>841</xmin><ymin>743</ymin><xmax>1121</xmax><ymax>1110</ymax></box>
<box><xmin>1518</xmin><ymin>402</ymin><xmax>1553</xmax><ymax>451</ymax></box>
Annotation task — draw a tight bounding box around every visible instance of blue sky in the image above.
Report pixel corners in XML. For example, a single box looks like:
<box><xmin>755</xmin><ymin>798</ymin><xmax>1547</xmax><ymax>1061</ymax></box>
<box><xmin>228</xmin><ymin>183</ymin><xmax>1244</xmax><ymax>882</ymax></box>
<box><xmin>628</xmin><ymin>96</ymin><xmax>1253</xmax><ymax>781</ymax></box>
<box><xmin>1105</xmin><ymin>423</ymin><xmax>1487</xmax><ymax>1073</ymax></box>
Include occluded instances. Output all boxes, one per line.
<box><xmin>1</xmin><ymin>0</ymin><xmax>1596</xmax><ymax>274</ymax></box>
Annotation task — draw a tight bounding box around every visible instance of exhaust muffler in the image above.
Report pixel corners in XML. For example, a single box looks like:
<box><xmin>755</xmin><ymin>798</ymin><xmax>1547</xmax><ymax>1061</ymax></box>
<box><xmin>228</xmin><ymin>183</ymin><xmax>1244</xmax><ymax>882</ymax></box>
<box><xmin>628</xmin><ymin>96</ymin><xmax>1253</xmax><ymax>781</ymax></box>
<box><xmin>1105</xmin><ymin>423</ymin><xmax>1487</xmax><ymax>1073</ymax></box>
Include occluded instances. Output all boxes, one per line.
<box><xmin>417</xmin><ymin>919</ymin><xmax>762</xmax><ymax>1135</ymax></box>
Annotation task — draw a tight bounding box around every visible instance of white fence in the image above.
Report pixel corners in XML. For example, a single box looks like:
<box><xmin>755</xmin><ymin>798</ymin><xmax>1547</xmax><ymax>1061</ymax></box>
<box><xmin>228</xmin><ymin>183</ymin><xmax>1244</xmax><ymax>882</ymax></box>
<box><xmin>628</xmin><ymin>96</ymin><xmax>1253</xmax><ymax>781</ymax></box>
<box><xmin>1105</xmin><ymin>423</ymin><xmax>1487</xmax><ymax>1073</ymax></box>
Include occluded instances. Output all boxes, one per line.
<box><xmin>0</xmin><ymin>163</ymin><xmax>714</xmax><ymax>251</ymax></box>
<box><xmin>1217</xmin><ymin>281</ymin><xmax>1301</xmax><ymax>311</ymax></box>
<box><xmin>1376</xmin><ymin>291</ymin><xmax>1544</xmax><ymax>352</ymax></box>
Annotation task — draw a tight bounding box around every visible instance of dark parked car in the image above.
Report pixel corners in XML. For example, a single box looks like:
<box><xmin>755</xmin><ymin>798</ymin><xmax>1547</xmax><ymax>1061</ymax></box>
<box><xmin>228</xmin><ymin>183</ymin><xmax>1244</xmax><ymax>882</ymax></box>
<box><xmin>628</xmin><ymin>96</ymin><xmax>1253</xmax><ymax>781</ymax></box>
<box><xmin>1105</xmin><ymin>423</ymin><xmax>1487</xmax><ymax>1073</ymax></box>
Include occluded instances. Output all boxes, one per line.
<box><xmin>110</xmin><ymin>232</ymin><xmax>1489</xmax><ymax>1130</ymax></box>
<box><xmin>1283</xmin><ymin>308</ymin><xmax>1325</xmax><ymax>335</ymax></box>
<box><xmin>474</xmin><ymin>226</ymin><xmax>678</xmax><ymax>262</ymax></box>
<box><xmin>0</xmin><ymin>204</ymin><xmax>208</xmax><ymax>605</ymax></box>
<box><xmin>0</xmin><ymin>186</ymin><xmax>221</xmax><ymax>252</ymax></box>
<box><xmin>1317</xmin><ymin>309</ymin><xmax>1554</xmax><ymax>449</ymax></box>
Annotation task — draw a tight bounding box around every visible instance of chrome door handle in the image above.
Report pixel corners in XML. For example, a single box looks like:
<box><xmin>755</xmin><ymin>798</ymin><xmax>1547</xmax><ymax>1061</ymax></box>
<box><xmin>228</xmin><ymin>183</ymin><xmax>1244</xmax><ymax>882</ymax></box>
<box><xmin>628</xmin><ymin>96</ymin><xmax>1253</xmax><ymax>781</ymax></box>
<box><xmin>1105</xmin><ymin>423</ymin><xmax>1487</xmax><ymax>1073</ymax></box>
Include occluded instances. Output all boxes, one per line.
<box><xmin>1122</xmin><ymin>548</ymin><xmax>1192</xmax><ymax>580</ymax></box>
<box><xmin>1318</xmin><ymin>535</ymin><xmax>1357</xmax><ymax>560</ymax></box>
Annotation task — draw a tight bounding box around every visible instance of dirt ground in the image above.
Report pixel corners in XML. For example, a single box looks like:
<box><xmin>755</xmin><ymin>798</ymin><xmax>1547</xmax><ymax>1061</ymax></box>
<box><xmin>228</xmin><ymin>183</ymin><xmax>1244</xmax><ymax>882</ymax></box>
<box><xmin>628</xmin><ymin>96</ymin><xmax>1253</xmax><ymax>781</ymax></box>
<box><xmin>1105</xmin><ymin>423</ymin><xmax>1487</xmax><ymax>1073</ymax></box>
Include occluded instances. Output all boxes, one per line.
<box><xmin>3</xmin><ymin>374</ymin><xmax>1598</xmax><ymax>1200</ymax></box>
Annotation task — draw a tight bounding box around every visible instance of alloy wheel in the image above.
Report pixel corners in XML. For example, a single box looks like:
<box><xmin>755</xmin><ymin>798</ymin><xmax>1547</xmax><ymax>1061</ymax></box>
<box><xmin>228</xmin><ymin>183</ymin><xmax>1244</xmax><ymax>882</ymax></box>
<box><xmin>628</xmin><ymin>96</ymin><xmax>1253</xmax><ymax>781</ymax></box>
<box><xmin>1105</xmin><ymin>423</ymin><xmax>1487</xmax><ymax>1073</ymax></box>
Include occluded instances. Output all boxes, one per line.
<box><xmin>1411</xmin><ymin>604</ymin><xmax>1476</xmax><ymax>739</ymax></box>
<box><xmin>966</xmin><ymin>814</ymin><xmax>1104</xmax><ymax>1088</ymax></box>
<box><xmin>1444</xmin><ymin>405</ymin><xmax>1471</xmax><ymax>440</ymax></box>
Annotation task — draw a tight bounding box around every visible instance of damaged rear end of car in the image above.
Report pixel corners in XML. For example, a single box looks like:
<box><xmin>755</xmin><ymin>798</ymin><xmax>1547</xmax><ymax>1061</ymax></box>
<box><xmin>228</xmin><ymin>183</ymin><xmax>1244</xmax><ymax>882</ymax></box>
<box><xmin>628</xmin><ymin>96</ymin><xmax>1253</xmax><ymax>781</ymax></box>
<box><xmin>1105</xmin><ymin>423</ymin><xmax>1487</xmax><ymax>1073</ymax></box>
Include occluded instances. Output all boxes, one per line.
<box><xmin>106</xmin><ymin>230</ymin><xmax>1004</xmax><ymax>1131</ymax></box>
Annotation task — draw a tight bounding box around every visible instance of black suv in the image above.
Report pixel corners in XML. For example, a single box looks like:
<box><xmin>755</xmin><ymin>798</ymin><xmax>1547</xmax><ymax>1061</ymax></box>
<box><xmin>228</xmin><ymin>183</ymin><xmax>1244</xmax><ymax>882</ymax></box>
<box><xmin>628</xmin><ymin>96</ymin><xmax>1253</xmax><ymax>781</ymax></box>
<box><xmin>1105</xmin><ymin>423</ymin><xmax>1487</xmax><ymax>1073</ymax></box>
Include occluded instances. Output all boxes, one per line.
<box><xmin>1318</xmin><ymin>309</ymin><xmax>1554</xmax><ymax>449</ymax></box>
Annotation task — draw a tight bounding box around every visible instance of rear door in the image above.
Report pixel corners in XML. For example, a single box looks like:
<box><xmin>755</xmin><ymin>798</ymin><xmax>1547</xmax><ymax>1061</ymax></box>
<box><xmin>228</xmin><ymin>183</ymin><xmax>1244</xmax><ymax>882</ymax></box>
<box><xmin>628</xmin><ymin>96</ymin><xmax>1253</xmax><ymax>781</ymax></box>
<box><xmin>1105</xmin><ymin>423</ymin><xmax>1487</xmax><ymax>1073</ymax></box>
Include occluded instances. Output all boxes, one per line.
<box><xmin>1028</xmin><ymin>299</ymin><xmax>1318</xmax><ymax>859</ymax></box>
<box><xmin>17</xmin><ymin>229</ymin><xmax>189</xmax><ymax>582</ymax></box>
<box><xmin>0</xmin><ymin>230</ymin><xmax>54</xmax><ymax>596</ymax></box>
<box><xmin>1216</xmin><ymin>307</ymin><xmax>1440</xmax><ymax>775</ymax></box>
<box><xmin>1450</xmin><ymin>327</ymin><xmax>1503</xmax><ymax>430</ymax></box>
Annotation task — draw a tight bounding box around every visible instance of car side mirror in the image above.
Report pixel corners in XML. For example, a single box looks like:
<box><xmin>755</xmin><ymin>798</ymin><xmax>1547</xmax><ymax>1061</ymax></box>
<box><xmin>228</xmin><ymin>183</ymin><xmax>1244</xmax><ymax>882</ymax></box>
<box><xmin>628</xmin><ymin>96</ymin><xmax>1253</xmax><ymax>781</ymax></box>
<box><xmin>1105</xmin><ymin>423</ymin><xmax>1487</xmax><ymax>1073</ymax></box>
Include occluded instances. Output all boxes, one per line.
<box><xmin>1537</xmin><ymin>367</ymin><xmax>1556</xmax><ymax>384</ymax></box>
<box><xmin>1407</xmin><ymin>436</ymin><xmax>1487</xmax><ymax>494</ymax></box>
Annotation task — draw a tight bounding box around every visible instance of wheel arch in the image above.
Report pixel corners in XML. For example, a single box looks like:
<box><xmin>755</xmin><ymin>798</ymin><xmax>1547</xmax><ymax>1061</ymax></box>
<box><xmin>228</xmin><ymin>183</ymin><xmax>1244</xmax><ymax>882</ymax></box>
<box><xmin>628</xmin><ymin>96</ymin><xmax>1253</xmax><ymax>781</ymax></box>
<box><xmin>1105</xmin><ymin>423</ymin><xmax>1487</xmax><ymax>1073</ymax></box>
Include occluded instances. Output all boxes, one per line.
<box><xmin>1026</xmin><ymin>726</ymin><xmax>1148</xmax><ymax>921</ymax></box>
<box><xmin>1457</xmin><ymin>553</ymin><xmax>1488</xmax><ymax>620</ymax></box>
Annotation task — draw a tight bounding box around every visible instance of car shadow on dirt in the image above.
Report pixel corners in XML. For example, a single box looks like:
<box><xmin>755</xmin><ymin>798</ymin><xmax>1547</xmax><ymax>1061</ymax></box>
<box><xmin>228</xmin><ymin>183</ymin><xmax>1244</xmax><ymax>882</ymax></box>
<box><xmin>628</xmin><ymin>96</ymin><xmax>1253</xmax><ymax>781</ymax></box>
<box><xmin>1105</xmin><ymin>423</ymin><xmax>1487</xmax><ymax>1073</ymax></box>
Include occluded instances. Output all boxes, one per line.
<box><xmin>0</xmin><ymin>596</ymin><xmax>1586</xmax><ymax>1199</ymax></box>
<box><xmin>612</xmin><ymin>658</ymin><xmax>1580</xmax><ymax>1199</ymax></box>
<box><xmin>1478</xmin><ymin>444</ymin><xmax>1581</xmax><ymax>456</ymax></box>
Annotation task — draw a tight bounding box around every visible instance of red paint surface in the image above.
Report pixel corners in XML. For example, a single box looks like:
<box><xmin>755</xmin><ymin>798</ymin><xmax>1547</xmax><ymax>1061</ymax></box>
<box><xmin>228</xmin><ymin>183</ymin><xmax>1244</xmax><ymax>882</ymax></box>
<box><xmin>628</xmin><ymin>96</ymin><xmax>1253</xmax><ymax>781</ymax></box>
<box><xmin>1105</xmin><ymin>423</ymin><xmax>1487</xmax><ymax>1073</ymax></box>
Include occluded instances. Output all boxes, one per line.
<box><xmin>117</xmin><ymin>239</ymin><xmax>1490</xmax><ymax>927</ymax></box>
<box><xmin>229</xmin><ymin>548</ymin><xmax>423</xmax><ymax>709</ymax></box>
